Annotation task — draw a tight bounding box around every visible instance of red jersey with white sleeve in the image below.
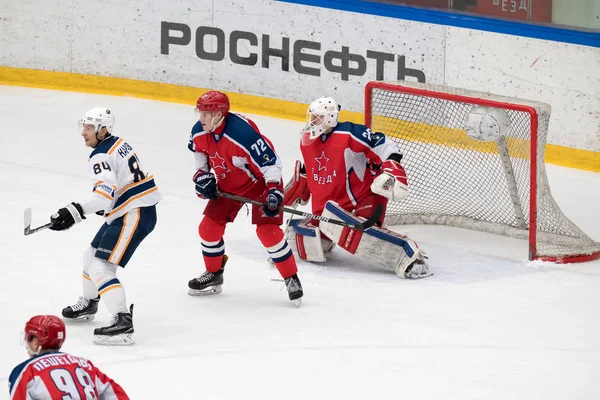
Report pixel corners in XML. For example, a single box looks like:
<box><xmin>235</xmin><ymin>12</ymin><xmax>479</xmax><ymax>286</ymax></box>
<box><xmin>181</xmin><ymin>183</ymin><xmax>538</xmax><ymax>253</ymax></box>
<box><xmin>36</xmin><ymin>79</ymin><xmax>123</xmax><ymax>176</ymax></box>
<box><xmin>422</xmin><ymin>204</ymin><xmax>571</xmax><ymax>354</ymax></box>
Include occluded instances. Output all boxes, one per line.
<box><xmin>9</xmin><ymin>351</ymin><xmax>129</xmax><ymax>400</ymax></box>
<box><xmin>188</xmin><ymin>113</ymin><xmax>283</xmax><ymax>195</ymax></box>
<box><xmin>301</xmin><ymin>121</ymin><xmax>401</xmax><ymax>216</ymax></box>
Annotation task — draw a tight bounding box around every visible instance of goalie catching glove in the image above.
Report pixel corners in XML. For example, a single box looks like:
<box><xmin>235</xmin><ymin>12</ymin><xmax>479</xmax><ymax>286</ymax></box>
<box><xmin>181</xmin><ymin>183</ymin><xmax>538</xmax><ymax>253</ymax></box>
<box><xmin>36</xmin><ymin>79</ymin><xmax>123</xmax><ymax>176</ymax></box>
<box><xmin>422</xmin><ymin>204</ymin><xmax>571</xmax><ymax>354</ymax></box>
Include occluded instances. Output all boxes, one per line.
<box><xmin>49</xmin><ymin>202</ymin><xmax>86</xmax><ymax>231</ymax></box>
<box><xmin>370</xmin><ymin>159</ymin><xmax>408</xmax><ymax>201</ymax></box>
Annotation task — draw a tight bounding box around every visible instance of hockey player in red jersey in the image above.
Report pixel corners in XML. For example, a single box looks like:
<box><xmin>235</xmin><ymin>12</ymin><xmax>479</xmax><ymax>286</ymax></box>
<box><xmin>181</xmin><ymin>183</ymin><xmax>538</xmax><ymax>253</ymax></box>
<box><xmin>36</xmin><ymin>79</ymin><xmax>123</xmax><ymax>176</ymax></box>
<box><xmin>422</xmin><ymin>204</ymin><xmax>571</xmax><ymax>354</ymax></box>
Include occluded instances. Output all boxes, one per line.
<box><xmin>9</xmin><ymin>315</ymin><xmax>129</xmax><ymax>400</ymax></box>
<box><xmin>284</xmin><ymin>96</ymin><xmax>431</xmax><ymax>279</ymax></box>
<box><xmin>187</xmin><ymin>90</ymin><xmax>303</xmax><ymax>304</ymax></box>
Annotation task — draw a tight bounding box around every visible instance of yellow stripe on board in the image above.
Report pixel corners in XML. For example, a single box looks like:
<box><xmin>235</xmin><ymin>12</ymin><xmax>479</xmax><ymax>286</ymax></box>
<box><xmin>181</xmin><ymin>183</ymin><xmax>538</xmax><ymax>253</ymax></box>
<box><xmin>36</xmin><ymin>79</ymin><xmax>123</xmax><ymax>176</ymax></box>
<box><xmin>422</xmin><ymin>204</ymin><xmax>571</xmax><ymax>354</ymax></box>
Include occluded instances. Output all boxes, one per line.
<box><xmin>0</xmin><ymin>66</ymin><xmax>597</xmax><ymax>172</ymax></box>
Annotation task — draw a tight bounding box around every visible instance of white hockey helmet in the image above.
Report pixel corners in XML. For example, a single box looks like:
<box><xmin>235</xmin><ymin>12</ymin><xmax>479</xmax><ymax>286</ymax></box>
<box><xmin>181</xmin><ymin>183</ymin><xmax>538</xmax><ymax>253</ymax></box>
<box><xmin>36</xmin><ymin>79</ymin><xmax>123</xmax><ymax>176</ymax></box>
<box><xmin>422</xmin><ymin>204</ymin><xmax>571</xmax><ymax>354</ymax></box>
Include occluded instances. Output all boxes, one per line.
<box><xmin>78</xmin><ymin>107</ymin><xmax>115</xmax><ymax>135</ymax></box>
<box><xmin>303</xmin><ymin>96</ymin><xmax>340</xmax><ymax>144</ymax></box>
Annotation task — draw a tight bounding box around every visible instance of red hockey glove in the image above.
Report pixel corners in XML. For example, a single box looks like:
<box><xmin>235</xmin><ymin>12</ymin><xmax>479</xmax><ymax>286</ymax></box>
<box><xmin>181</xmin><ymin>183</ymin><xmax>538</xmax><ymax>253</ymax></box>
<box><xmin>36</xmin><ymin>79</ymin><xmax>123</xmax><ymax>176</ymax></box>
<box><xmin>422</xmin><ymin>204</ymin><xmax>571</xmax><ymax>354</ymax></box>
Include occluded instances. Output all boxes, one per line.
<box><xmin>283</xmin><ymin>160</ymin><xmax>310</xmax><ymax>207</ymax></box>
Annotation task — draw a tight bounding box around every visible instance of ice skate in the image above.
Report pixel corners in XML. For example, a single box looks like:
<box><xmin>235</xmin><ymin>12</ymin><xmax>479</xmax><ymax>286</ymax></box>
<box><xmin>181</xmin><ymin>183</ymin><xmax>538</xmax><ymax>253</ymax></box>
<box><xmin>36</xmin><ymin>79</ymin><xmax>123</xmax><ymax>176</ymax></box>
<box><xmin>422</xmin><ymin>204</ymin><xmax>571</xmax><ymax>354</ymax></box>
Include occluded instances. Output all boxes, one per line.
<box><xmin>62</xmin><ymin>296</ymin><xmax>100</xmax><ymax>322</ymax></box>
<box><xmin>284</xmin><ymin>273</ymin><xmax>303</xmax><ymax>307</ymax></box>
<box><xmin>188</xmin><ymin>255</ymin><xmax>227</xmax><ymax>296</ymax></box>
<box><xmin>404</xmin><ymin>258</ymin><xmax>433</xmax><ymax>279</ymax></box>
<box><xmin>93</xmin><ymin>304</ymin><xmax>135</xmax><ymax>346</ymax></box>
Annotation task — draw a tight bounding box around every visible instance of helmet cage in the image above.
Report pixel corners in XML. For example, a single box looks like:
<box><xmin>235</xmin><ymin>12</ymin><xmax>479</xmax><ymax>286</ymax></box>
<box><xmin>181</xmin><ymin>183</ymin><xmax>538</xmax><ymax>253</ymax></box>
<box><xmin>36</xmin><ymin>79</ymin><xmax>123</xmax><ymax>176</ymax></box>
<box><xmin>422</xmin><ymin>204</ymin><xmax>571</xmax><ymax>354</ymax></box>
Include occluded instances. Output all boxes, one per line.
<box><xmin>305</xmin><ymin>96</ymin><xmax>339</xmax><ymax>141</ymax></box>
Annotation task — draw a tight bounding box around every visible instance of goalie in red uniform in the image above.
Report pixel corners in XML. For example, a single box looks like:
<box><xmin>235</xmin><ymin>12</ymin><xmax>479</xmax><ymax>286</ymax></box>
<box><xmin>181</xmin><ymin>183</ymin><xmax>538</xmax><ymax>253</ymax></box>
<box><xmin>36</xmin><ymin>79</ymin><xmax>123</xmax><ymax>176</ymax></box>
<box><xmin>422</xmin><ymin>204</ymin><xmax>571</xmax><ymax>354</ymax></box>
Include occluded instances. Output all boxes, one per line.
<box><xmin>284</xmin><ymin>96</ymin><xmax>431</xmax><ymax>279</ymax></box>
<box><xmin>9</xmin><ymin>315</ymin><xmax>129</xmax><ymax>400</ymax></box>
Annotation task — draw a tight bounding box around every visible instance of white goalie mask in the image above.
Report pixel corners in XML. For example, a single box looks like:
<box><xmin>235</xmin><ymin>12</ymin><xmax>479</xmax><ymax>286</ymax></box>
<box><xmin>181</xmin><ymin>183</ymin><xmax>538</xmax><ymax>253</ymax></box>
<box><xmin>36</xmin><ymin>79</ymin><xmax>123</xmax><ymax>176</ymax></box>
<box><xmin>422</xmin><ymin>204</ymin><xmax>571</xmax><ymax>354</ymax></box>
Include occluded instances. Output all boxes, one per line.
<box><xmin>301</xmin><ymin>96</ymin><xmax>340</xmax><ymax>145</ymax></box>
<box><xmin>78</xmin><ymin>107</ymin><xmax>115</xmax><ymax>135</ymax></box>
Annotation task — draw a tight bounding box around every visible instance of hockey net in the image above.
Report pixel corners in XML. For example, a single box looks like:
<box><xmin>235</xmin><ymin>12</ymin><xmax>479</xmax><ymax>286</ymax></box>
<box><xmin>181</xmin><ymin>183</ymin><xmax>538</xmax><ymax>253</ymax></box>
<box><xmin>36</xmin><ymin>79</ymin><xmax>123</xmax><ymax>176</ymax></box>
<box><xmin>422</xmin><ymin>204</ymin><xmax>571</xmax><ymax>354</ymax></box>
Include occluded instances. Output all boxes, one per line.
<box><xmin>365</xmin><ymin>80</ymin><xmax>600</xmax><ymax>263</ymax></box>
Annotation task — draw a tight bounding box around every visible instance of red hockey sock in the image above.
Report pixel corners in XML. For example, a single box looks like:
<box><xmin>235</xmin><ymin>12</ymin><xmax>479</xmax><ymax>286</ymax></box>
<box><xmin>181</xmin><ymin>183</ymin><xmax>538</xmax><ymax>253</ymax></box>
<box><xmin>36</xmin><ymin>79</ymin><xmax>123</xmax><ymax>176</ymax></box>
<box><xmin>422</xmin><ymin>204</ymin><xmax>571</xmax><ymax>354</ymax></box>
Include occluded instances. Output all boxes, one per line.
<box><xmin>199</xmin><ymin>216</ymin><xmax>227</xmax><ymax>273</ymax></box>
<box><xmin>256</xmin><ymin>224</ymin><xmax>298</xmax><ymax>278</ymax></box>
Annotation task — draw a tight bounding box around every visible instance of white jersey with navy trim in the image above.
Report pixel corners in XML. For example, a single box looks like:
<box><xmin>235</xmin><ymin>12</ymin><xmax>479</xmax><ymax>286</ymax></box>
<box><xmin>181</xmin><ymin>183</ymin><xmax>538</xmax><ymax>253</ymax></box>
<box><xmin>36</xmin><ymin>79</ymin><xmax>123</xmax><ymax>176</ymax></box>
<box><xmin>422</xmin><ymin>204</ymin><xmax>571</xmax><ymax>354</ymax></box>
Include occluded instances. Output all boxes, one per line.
<box><xmin>79</xmin><ymin>136</ymin><xmax>162</xmax><ymax>223</ymax></box>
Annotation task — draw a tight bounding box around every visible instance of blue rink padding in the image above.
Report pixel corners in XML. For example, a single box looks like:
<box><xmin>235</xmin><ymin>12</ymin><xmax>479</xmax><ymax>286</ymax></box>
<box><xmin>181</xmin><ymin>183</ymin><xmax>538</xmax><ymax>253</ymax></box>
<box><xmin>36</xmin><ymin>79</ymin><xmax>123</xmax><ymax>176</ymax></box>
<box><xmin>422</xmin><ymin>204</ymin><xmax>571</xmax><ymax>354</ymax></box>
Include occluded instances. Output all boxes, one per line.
<box><xmin>324</xmin><ymin>202</ymin><xmax>415</xmax><ymax>258</ymax></box>
<box><xmin>277</xmin><ymin>0</ymin><xmax>600</xmax><ymax>48</ymax></box>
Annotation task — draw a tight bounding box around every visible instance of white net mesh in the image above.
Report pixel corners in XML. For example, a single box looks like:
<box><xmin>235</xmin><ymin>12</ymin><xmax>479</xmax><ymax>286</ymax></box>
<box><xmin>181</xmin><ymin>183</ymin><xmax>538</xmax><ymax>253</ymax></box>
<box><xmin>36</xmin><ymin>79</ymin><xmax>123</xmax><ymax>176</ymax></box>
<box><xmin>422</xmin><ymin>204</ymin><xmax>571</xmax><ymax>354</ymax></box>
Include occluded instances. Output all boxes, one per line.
<box><xmin>367</xmin><ymin>80</ymin><xmax>600</xmax><ymax>262</ymax></box>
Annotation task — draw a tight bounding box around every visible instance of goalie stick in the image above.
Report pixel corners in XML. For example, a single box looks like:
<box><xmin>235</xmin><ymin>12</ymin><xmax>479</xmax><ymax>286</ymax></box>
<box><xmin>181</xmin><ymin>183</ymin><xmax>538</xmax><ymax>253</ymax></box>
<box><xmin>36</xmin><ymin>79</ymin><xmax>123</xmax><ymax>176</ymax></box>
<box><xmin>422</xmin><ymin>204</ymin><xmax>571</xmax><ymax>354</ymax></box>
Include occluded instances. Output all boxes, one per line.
<box><xmin>219</xmin><ymin>192</ymin><xmax>383</xmax><ymax>231</ymax></box>
<box><xmin>23</xmin><ymin>208</ymin><xmax>53</xmax><ymax>236</ymax></box>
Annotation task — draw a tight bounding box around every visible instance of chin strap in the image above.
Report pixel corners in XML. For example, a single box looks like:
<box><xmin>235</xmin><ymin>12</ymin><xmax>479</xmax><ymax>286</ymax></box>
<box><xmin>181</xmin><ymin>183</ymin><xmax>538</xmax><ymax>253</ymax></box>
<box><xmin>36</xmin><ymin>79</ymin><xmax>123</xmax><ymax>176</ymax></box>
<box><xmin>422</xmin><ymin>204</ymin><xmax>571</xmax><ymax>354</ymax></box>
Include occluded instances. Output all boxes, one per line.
<box><xmin>27</xmin><ymin>344</ymin><xmax>42</xmax><ymax>357</ymax></box>
<box><xmin>92</xmin><ymin>132</ymin><xmax>112</xmax><ymax>149</ymax></box>
<box><xmin>210</xmin><ymin>114</ymin><xmax>225</xmax><ymax>132</ymax></box>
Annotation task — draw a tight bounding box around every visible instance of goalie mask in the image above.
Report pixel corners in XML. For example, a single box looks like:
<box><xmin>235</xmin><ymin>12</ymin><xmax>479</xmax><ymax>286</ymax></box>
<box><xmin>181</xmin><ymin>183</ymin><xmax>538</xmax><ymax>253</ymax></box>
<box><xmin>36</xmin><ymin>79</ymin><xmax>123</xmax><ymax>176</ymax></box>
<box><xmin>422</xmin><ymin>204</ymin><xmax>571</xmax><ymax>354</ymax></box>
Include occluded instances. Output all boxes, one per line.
<box><xmin>78</xmin><ymin>107</ymin><xmax>115</xmax><ymax>142</ymax></box>
<box><xmin>301</xmin><ymin>96</ymin><xmax>340</xmax><ymax>145</ymax></box>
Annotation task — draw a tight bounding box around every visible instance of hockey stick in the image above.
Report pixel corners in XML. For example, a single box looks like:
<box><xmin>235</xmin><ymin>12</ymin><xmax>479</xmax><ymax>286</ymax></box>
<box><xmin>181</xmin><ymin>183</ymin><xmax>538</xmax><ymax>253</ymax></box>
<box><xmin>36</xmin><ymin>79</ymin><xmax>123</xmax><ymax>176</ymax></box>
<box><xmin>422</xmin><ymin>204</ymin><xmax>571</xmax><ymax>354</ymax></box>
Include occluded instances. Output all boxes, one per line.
<box><xmin>219</xmin><ymin>192</ymin><xmax>383</xmax><ymax>231</ymax></box>
<box><xmin>24</xmin><ymin>208</ymin><xmax>53</xmax><ymax>236</ymax></box>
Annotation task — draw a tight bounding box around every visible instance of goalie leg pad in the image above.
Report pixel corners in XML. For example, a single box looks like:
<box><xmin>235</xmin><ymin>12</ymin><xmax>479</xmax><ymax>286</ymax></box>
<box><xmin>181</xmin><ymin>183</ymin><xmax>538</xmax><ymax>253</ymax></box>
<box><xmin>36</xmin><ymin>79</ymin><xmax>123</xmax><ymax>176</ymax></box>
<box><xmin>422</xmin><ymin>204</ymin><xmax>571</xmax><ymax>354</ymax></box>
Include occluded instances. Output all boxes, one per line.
<box><xmin>285</xmin><ymin>218</ymin><xmax>333</xmax><ymax>262</ymax></box>
<box><xmin>320</xmin><ymin>201</ymin><xmax>428</xmax><ymax>278</ymax></box>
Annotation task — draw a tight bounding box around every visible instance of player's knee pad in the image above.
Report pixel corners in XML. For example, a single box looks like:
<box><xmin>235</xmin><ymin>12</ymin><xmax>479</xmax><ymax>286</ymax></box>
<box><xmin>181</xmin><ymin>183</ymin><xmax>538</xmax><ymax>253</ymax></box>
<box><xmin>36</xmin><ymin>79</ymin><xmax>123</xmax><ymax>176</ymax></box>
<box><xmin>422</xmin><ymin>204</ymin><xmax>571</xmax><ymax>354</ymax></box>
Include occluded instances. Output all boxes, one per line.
<box><xmin>255</xmin><ymin>223</ymin><xmax>284</xmax><ymax>246</ymax></box>
<box><xmin>82</xmin><ymin>246</ymin><xmax>95</xmax><ymax>276</ymax></box>
<box><xmin>199</xmin><ymin>216</ymin><xmax>226</xmax><ymax>242</ymax></box>
<box><xmin>319</xmin><ymin>201</ymin><xmax>424</xmax><ymax>278</ymax></box>
<box><xmin>89</xmin><ymin>257</ymin><xmax>118</xmax><ymax>289</ymax></box>
<box><xmin>285</xmin><ymin>218</ymin><xmax>335</xmax><ymax>262</ymax></box>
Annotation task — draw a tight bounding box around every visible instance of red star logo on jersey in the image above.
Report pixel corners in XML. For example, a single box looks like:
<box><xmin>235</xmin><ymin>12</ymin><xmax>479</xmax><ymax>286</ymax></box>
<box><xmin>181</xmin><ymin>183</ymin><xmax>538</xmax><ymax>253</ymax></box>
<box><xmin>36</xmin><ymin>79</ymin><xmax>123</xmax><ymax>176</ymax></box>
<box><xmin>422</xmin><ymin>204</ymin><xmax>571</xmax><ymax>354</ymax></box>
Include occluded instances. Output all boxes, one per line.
<box><xmin>210</xmin><ymin>152</ymin><xmax>228</xmax><ymax>171</ymax></box>
<box><xmin>314</xmin><ymin>151</ymin><xmax>330</xmax><ymax>172</ymax></box>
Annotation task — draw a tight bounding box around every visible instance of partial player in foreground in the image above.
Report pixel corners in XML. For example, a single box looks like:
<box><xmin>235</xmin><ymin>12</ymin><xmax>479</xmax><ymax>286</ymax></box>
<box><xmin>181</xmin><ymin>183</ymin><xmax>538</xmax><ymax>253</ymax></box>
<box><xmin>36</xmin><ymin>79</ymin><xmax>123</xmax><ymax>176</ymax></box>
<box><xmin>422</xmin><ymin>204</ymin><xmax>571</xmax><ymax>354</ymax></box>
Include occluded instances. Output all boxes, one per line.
<box><xmin>49</xmin><ymin>107</ymin><xmax>162</xmax><ymax>344</ymax></box>
<box><xmin>9</xmin><ymin>315</ymin><xmax>129</xmax><ymax>399</ymax></box>
<box><xmin>283</xmin><ymin>96</ymin><xmax>431</xmax><ymax>279</ymax></box>
<box><xmin>187</xmin><ymin>91</ymin><xmax>303</xmax><ymax>305</ymax></box>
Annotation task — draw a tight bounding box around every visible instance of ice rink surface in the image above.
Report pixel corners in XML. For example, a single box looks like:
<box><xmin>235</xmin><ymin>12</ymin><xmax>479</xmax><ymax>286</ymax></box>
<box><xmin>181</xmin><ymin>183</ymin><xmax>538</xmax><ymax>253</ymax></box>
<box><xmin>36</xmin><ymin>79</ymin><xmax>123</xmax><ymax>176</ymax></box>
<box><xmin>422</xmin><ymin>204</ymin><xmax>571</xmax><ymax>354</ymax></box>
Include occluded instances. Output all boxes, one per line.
<box><xmin>1</xmin><ymin>86</ymin><xmax>599</xmax><ymax>399</ymax></box>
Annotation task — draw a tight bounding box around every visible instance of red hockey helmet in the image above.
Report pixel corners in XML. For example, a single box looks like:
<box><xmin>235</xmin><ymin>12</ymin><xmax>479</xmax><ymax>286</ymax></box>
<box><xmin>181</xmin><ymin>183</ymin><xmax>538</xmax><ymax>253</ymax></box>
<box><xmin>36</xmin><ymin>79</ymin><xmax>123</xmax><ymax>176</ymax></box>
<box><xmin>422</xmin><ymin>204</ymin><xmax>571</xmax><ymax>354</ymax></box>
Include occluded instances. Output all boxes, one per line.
<box><xmin>24</xmin><ymin>315</ymin><xmax>66</xmax><ymax>350</ymax></box>
<box><xmin>195</xmin><ymin>91</ymin><xmax>230</xmax><ymax>116</ymax></box>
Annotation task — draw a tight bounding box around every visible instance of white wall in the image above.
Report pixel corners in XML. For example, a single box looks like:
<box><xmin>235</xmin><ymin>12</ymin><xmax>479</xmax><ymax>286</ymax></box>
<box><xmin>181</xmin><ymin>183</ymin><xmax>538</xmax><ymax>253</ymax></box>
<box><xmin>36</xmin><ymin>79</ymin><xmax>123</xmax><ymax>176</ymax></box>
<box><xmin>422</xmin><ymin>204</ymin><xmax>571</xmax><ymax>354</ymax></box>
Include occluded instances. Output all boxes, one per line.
<box><xmin>445</xmin><ymin>28</ymin><xmax>600</xmax><ymax>150</ymax></box>
<box><xmin>552</xmin><ymin>0</ymin><xmax>600</xmax><ymax>30</ymax></box>
<box><xmin>0</xmin><ymin>0</ymin><xmax>598</xmax><ymax>152</ymax></box>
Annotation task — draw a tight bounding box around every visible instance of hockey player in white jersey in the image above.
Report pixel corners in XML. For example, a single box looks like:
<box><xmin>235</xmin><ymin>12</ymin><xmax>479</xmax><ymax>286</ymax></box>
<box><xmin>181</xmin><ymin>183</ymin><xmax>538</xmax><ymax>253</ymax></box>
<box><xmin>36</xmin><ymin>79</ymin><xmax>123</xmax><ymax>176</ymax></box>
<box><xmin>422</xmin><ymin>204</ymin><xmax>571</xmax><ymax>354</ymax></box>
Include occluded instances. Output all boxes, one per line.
<box><xmin>48</xmin><ymin>107</ymin><xmax>162</xmax><ymax>345</ymax></box>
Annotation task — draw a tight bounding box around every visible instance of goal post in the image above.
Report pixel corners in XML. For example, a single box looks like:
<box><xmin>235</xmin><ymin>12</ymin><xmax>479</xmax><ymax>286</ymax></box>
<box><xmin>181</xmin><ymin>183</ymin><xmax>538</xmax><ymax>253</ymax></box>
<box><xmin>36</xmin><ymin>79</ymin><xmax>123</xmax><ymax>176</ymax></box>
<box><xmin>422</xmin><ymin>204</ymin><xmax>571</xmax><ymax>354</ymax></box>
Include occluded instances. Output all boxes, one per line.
<box><xmin>365</xmin><ymin>80</ymin><xmax>600</xmax><ymax>263</ymax></box>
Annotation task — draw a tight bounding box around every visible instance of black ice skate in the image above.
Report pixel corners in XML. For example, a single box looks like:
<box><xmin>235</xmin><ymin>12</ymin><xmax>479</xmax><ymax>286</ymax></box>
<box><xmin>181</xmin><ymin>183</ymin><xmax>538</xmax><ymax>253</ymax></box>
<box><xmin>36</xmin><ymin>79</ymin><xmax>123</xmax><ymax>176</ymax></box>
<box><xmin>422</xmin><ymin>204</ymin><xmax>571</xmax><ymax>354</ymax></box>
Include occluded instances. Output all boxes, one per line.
<box><xmin>93</xmin><ymin>304</ymin><xmax>135</xmax><ymax>346</ymax></box>
<box><xmin>188</xmin><ymin>254</ymin><xmax>228</xmax><ymax>296</ymax></box>
<box><xmin>404</xmin><ymin>258</ymin><xmax>433</xmax><ymax>279</ymax></box>
<box><xmin>285</xmin><ymin>273</ymin><xmax>303</xmax><ymax>307</ymax></box>
<box><xmin>62</xmin><ymin>296</ymin><xmax>100</xmax><ymax>321</ymax></box>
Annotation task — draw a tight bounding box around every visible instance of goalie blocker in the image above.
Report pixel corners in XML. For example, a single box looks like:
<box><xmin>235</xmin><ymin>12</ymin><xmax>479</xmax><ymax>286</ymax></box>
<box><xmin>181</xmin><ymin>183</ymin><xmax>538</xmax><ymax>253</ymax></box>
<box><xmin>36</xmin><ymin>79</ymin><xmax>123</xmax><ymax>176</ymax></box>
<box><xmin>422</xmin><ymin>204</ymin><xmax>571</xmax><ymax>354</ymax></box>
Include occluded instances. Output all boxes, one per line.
<box><xmin>285</xmin><ymin>201</ymin><xmax>431</xmax><ymax>279</ymax></box>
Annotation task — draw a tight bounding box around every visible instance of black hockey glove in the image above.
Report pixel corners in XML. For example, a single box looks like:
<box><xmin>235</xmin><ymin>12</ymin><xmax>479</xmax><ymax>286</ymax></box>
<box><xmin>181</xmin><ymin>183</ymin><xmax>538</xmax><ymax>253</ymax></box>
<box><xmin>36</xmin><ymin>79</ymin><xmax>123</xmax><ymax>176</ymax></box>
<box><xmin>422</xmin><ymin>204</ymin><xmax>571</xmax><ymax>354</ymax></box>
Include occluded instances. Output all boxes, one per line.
<box><xmin>193</xmin><ymin>170</ymin><xmax>218</xmax><ymax>200</ymax></box>
<box><xmin>263</xmin><ymin>183</ymin><xmax>284</xmax><ymax>217</ymax></box>
<box><xmin>49</xmin><ymin>202</ymin><xmax>86</xmax><ymax>231</ymax></box>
